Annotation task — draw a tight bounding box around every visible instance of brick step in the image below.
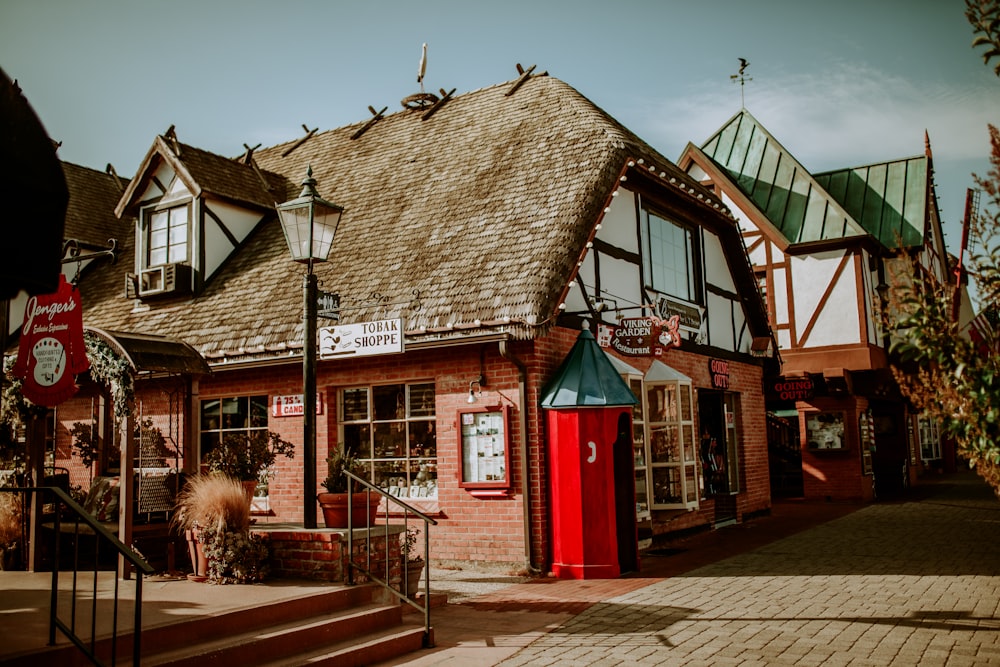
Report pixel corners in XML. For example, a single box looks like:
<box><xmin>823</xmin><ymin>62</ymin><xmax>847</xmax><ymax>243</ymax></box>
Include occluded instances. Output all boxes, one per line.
<box><xmin>4</xmin><ymin>583</ymin><xmax>431</xmax><ymax>667</ymax></box>
<box><xmin>261</xmin><ymin>624</ymin><xmax>432</xmax><ymax>667</ymax></box>
<box><xmin>138</xmin><ymin>602</ymin><xmax>411</xmax><ymax>666</ymax></box>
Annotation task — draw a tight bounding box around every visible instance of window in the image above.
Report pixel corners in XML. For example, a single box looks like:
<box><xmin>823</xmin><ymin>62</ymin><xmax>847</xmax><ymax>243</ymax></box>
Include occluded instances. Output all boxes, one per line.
<box><xmin>644</xmin><ymin>381</ymin><xmax>697</xmax><ymax>509</ymax></box>
<box><xmin>340</xmin><ymin>383</ymin><xmax>437</xmax><ymax>499</ymax></box>
<box><xmin>641</xmin><ymin>208</ymin><xmax>699</xmax><ymax>303</ymax></box>
<box><xmin>200</xmin><ymin>395</ymin><xmax>269</xmax><ymax>465</ymax></box>
<box><xmin>918</xmin><ymin>414</ymin><xmax>941</xmax><ymax>462</ymax></box>
<box><xmin>145</xmin><ymin>202</ymin><xmax>190</xmax><ymax>268</ymax></box>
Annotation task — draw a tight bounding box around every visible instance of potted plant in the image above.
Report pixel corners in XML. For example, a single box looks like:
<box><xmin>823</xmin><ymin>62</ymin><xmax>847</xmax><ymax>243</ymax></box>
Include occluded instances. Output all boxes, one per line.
<box><xmin>317</xmin><ymin>449</ymin><xmax>380</xmax><ymax>528</ymax></box>
<box><xmin>204</xmin><ymin>430</ymin><xmax>294</xmax><ymax>499</ymax></box>
<box><xmin>401</xmin><ymin>526</ymin><xmax>424</xmax><ymax>597</ymax></box>
<box><xmin>171</xmin><ymin>474</ymin><xmax>268</xmax><ymax>583</ymax></box>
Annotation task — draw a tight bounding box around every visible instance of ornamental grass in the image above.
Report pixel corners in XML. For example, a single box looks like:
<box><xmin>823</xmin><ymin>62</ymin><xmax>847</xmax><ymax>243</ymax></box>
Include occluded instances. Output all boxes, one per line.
<box><xmin>171</xmin><ymin>474</ymin><xmax>251</xmax><ymax>535</ymax></box>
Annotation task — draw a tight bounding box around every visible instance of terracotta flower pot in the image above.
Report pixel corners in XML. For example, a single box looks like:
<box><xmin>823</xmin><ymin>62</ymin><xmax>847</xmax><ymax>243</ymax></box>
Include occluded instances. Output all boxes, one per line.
<box><xmin>404</xmin><ymin>559</ymin><xmax>424</xmax><ymax>597</ymax></box>
<box><xmin>185</xmin><ymin>528</ymin><xmax>209</xmax><ymax>582</ymax></box>
<box><xmin>316</xmin><ymin>492</ymin><xmax>380</xmax><ymax>528</ymax></box>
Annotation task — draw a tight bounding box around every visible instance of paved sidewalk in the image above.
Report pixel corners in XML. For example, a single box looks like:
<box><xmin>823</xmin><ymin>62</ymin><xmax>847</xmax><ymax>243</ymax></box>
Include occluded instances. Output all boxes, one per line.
<box><xmin>383</xmin><ymin>468</ymin><xmax>1000</xmax><ymax>666</ymax></box>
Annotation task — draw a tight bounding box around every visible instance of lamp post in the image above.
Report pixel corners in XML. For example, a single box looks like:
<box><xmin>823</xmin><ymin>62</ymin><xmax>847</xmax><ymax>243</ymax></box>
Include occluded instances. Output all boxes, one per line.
<box><xmin>276</xmin><ymin>166</ymin><xmax>344</xmax><ymax>528</ymax></box>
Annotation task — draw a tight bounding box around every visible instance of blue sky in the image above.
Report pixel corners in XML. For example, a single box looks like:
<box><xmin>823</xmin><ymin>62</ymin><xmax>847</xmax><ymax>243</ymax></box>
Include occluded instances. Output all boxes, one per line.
<box><xmin>2</xmin><ymin>0</ymin><xmax>997</xmax><ymax>260</ymax></box>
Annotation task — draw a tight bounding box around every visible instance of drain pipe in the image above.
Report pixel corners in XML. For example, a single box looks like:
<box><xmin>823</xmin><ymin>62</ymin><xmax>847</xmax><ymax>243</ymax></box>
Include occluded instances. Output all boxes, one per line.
<box><xmin>499</xmin><ymin>340</ymin><xmax>541</xmax><ymax>575</ymax></box>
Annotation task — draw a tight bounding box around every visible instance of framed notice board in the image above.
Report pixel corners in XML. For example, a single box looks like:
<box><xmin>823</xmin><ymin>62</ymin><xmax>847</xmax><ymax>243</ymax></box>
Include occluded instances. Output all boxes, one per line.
<box><xmin>458</xmin><ymin>405</ymin><xmax>510</xmax><ymax>492</ymax></box>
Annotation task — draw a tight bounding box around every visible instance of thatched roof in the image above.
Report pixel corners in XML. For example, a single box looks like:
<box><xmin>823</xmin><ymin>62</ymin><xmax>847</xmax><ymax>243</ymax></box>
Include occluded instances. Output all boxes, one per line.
<box><xmin>77</xmin><ymin>74</ymin><xmax>727</xmax><ymax>361</ymax></box>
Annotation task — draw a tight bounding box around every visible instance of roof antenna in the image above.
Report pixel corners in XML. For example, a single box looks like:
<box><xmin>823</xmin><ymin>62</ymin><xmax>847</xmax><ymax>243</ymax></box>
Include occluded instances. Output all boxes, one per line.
<box><xmin>730</xmin><ymin>58</ymin><xmax>752</xmax><ymax>108</ymax></box>
<box><xmin>417</xmin><ymin>43</ymin><xmax>428</xmax><ymax>93</ymax></box>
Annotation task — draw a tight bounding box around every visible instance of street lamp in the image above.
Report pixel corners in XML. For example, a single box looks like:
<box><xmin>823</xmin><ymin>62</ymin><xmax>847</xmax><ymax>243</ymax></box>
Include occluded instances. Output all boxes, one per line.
<box><xmin>276</xmin><ymin>166</ymin><xmax>344</xmax><ymax>528</ymax></box>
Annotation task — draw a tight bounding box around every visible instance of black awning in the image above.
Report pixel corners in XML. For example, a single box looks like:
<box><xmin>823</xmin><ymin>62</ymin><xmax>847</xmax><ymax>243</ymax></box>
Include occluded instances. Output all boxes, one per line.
<box><xmin>85</xmin><ymin>327</ymin><xmax>211</xmax><ymax>376</ymax></box>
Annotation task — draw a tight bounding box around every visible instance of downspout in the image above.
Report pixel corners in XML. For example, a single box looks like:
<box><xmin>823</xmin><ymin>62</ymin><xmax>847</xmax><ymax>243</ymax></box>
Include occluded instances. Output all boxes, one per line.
<box><xmin>499</xmin><ymin>340</ymin><xmax>541</xmax><ymax>574</ymax></box>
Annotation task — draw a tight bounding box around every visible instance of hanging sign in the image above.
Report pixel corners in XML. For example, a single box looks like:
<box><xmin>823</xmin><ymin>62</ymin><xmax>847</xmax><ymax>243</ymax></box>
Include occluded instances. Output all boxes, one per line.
<box><xmin>12</xmin><ymin>274</ymin><xmax>90</xmax><ymax>406</ymax></box>
<box><xmin>605</xmin><ymin>316</ymin><xmax>681</xmax><ymax>357</ymax></box>
<box><xmin>319</xmin><ymin>318</ymin><xmax>403</xmax><ymax>359</ymax></box>
<box><xmin>769</xmin><ymin>376</ymin><xmax>815</xmax><ymax>401</ymax></box>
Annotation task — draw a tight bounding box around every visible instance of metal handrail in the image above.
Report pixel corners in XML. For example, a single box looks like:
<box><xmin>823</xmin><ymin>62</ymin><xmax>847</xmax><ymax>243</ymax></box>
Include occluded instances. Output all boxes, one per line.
<box><xmin>1</xmin><ymin>485</ymin><xmax>154</xmax><ymax>666</ymax></box>
<box><xmin>343</xmin><ymin>470</ymin><xmax>437</xmax><ymax>647</ymax></box>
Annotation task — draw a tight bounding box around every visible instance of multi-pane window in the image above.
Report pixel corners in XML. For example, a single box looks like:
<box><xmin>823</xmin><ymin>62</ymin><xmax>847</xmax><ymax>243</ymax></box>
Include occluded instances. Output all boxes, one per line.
<box><xmin>918</xmin><ymin>414</ymin><xmax>941</xmax><ymax>462</ymax></box>
<box><xmin>199</xmin><ymin>396</ymin><xmax>269</xmax><ymax>465</ymax></box>
<box><xmin>641</xmin><ymin>208</ymin><xmax>698</xmax><ymax>303</ymax></box>
<box><xmin>339</xmin><ymin>383</ymin><xmax>437</xmax><ymax>499</ymax></box>
<box><xmin>146</xmin><ymin>203</ymin><xmax>189</xmax><ymax>267</ymax></box>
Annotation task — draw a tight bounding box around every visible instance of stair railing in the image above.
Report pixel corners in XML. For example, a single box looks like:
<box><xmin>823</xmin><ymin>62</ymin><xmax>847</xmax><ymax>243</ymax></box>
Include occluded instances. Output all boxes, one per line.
<box><xmin>343</xmin><ymin>470</ymin><xmax>437</xmax><ymax>647</ymax></box>
<box><xmin>0</xmin><ymin>485</ymin><xmax>154</xmax><ymax>666</ymax></box>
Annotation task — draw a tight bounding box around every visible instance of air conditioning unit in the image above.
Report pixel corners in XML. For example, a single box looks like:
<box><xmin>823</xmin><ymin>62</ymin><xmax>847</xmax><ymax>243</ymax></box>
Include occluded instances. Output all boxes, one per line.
<box><xmin>137</xmin><ymin>263</ymin><xmax>192</xmax><ymax>298</ymax></box>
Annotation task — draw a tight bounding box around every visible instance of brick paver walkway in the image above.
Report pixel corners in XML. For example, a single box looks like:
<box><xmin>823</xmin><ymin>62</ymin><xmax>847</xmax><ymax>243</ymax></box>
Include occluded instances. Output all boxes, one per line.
<box><xmin>493</xmin><ymin>470</ymin><xmax>1000</xmax><ymax>666</ymax></box>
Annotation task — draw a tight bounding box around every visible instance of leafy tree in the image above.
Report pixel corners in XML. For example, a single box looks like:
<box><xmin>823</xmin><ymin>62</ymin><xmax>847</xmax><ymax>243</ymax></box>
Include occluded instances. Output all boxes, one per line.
<box><xmin>891</xmin><ymin>127</ymin><xmax>1000</xmax><ymax>495</ymax></box>
<box><xmin>967</xmin><ymin>0</ymin><xmax>1000</xmax><ymax>76</ymax></box>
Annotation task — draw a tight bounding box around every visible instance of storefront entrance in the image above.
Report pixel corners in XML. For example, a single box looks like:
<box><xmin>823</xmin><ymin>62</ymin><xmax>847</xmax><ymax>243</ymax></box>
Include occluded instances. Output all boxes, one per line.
<box><xmin>698</xmin><ymin>390</ymin><xmax>738</xmax><ymax>525</ymax></box>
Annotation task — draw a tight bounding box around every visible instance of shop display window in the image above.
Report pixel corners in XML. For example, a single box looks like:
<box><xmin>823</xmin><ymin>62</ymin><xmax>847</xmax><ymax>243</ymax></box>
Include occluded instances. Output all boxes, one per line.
<box><xmin>457</xmin><ymin>405</ymin><xmax>510</xmax><ymax>493</ymax></box>
<box><xmin>340</xmin><ymin>382</ymin><xmax>437</xmax><ymax>499</ymax></box>
<box><xmin>642</xmin><ymin>372</ymin><xmax>697</xmax><ymax>510</ymax></box>
<box><xmin>806</xmin><ymin>411</ymin><xmax>846</xmax><ymax>450</ymax></box>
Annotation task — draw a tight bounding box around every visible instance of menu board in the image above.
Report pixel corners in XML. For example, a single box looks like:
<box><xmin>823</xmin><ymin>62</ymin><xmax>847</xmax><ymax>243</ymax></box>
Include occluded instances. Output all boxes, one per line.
<box><xmin>458</xmin><ymin>407</ymin><xmax>509</xmax><ymax>488</ymax></box>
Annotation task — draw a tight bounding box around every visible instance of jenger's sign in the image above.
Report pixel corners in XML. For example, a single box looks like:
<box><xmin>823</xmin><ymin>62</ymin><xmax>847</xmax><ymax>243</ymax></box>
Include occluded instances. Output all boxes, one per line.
<box><xmin>12</xmin><ymin>275</ymin><xmax>90</xmax><ymax>406</ymax></box>
<box><xmin>319</xmin><ymin>318</ymin><xmax>403</xmax><ymax>359</ymax></box>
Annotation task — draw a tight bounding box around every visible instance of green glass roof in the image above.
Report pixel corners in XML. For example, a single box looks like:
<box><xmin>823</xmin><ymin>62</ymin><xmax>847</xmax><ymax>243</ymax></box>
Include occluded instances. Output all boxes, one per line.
<box><xmin>814</xmin><ymin>158</ymin><xmax>926</xmax><ymax>248</ymax></box>
<box><xmin>540</xmin><ymin>326</ymin><xmax>639</xmax><ymax>408</ymax></box>
<box><xmin>701</xmin><ymin>109</ymin><xmax>926</xmax><ymax>249</ymax></box>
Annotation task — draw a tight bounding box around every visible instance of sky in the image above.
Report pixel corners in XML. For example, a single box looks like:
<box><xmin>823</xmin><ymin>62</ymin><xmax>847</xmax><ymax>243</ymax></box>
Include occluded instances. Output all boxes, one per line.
<box><xmin>2</xmin><ymin>0</ymin><xmax>998</xmax><ymax>264</ymax></box>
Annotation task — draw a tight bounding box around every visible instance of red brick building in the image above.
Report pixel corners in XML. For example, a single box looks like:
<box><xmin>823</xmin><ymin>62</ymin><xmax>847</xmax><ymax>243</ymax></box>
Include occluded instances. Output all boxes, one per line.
<box><xmin>4</xmin><ymin>73</ymin><xmax>775</xmax><ymax>575</ymax></box>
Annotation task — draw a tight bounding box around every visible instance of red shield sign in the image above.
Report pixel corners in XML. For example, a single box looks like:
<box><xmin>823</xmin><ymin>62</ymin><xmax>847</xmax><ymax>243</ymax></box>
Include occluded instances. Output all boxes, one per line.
<box><xmin>12</xmin><ymin>274</ymin><xmax>90</xmax><ymax>406</ymax></box>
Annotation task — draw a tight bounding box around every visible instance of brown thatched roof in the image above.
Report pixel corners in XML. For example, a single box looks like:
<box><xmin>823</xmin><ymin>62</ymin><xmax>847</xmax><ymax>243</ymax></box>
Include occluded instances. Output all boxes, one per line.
<box><xmin>77</xmin><ymin>75</ymin><xmax>726</xmax><ymax>361</ymax></box>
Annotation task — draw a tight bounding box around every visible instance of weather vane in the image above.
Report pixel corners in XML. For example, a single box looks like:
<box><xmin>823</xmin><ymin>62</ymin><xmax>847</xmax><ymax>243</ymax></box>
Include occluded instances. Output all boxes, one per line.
<box><xmin>730</xmin><ymin>58</ymin><xmax>752</xmax><ymax>107</ymax></box>
<box><xmin>417</xmin><ymin>43</ymin><xmax>427</xmax><ymax>93</ymax></box>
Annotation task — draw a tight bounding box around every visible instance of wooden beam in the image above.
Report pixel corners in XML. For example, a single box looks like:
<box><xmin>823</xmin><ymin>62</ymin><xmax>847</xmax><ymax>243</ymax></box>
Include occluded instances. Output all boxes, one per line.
<box><xmin>351</xmin><ymin>106</ymin><xmax>388</xmax><ymax>140</ymax></box>
<box><xmin>421</xmin><ymin>89</ymin><xmax>456</xmax><ymax>121</ymax></box>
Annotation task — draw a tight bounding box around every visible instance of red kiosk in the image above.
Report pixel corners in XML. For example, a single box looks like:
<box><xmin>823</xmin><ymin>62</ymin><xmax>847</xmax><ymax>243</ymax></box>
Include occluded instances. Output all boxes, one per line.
<box><xmin>541</xmin><ymin>323</ymin><xmax>639</xmax><ymax>579</ymax></box>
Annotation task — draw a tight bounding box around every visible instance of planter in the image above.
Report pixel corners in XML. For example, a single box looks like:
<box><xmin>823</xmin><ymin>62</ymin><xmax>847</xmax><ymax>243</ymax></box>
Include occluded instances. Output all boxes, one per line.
<box><xmin>185</xmin><ymin>529</ymin><xmax>209</xmax><ymax>582</ymax></box>
<box><xmin>404</xmin><ymin>559</ymin><xmax>424</xmax><ymax>597</ymax></box>
<box><xmin>240</xmin><ymin>480</ymin><xmax>258</xmax><ymax>502</ymax></box>
<box><xmin>317</xmin><ymin>492</ymin><xmax>381</xmax><ymax>529</ymax></box>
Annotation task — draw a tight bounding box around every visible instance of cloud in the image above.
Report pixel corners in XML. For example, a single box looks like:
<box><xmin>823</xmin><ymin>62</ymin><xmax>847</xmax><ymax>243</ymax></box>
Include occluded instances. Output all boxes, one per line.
<box><xmin>643</xmin><ymin>61</ymin><xmax>1000</xmax><ymax>170</ymax></box>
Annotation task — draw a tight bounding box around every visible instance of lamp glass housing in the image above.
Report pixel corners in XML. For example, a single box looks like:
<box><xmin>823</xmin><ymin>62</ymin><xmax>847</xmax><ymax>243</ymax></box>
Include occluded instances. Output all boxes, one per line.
<box><xmin>276</xmin><ymin>177</ymin><xmax>344</xmax><ymax>263</ymax></box>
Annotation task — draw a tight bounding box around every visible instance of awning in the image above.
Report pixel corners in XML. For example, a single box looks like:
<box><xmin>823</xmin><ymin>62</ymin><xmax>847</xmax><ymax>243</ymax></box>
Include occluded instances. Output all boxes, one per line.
<box><xmin>85</xmin><ymin>327</ymin><xmax>211</xmax><ymax>376</ymax></box>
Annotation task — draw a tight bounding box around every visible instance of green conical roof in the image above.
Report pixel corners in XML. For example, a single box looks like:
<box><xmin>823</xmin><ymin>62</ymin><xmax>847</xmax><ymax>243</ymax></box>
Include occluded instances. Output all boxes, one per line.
<box><xmin>540</xmin><ymin>324</ymin><xmax>639</xmax><ymax>408</ymax></box>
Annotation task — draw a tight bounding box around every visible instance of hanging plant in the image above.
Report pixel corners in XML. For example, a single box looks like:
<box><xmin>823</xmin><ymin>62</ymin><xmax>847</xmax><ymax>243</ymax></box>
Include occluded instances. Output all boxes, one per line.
<box><xmin>82</xmin><ymin>332</ymin><xmax>135</xmax><ymax>423</ymax></box>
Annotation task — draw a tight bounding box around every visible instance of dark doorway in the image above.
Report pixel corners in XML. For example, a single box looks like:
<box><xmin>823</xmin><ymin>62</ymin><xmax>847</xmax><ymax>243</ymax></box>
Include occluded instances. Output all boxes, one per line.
<box><xmin>698</xmin><ymin>391</ymin><xmax>737</xmax><ymax>525</ymax></box>
<box><xmin>612</xmin><ymin>412</ymin><xmax>639</xmax><ymax>574</ymax></box>
<box><xmin>767</xmin><ymin>412</ymin><xmax>803</xmax><ymax>498</ymax></box>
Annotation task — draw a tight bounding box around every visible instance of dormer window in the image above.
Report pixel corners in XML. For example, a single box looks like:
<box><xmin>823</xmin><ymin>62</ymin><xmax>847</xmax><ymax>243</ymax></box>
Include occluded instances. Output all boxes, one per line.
<box><xmin>145</xmin><ymin>202</ymin><xmax>190</xmax><ymax>269</ymax></box>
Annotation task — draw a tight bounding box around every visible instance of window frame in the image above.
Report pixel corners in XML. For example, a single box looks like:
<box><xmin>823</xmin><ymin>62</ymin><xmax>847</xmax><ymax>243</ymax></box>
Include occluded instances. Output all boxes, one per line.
<box><xmin>640</xmin><ymin>205</ymin><xmax>702</xmax><ymax>305</ymax></box>
<box><xmin>338</xmin><ymin>381</ymin><xmax>437</xmax><ymax>500</ymax></box>
<box><xmin>142</xmin><ymin>200</ymin><xmax>191</xmax><ymax>269</ymax></box>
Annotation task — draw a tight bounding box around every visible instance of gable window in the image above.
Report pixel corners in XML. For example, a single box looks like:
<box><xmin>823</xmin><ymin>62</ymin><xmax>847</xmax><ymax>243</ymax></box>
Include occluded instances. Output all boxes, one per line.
<box><xmin>339</xmin><ymin>382</ymin><xmax>437</xmax><ymax>499</ymax></box>
<box><xmin>641</xmin><ymin>207</ymin><xmax>700</xmax><ymax>303</ymax></box>
<box><xmin>145</xmin><ymin>202</ymin><xmax>190</xmax><ymax>268</ymax></box>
